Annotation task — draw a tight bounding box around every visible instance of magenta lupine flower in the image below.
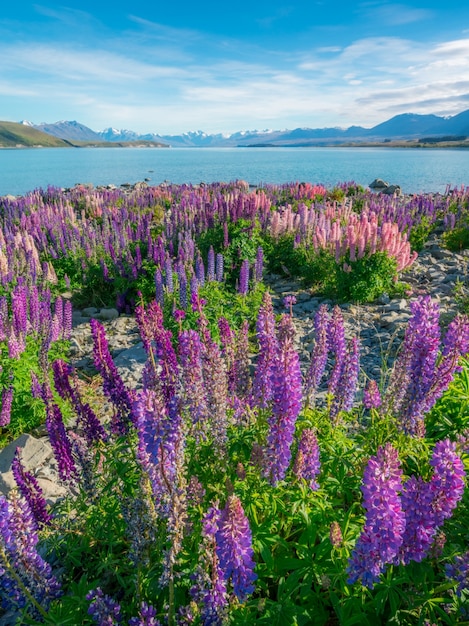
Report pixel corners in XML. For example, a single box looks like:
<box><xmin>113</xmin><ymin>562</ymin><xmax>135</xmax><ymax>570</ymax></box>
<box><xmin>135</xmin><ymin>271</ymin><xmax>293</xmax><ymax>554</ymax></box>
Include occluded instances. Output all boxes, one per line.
<box><xmin>86</xmin><ymin>587</ymin><xmax>122</xmax><ymax>625</ymax></box>
<box><xmin>0</xmin><ymin>492</ymin><xmax>62</xmax><ymax>613</ymax></box>
<box><xmin>305</xmin><ymin>304</ymin><xmax>330</xmax><ymax>404</ymax></box>
<box><xmin>264</xmin><ymin>315</ymin><xmax>302</xmax><ymax>485</ymax></box>
<box><xmin>363</xmin><ymin>379</ymin><xmax>382</xmax><ymax>410</ymax></box>
<box><xmin>90</xmin><ymin>318</ymin><xmax>134</xmax><ymax>435</ymax></box>
<box><xmin>63</xmin><ymin>299</ymin><xmax>73</xmax><ymax>339</ymax></box>
<box><xmin>8</xmin><ymin>330</ymin><xmax>25</xmax><ymax>359</ymax></box>
<box><xmin>128</xmin><ymin>602</ymin><xmax>161</xmax><ymax>626</ymax></box>
<box><xmin>327</xmin><ymin>306</ymin><xmax>347</xmax><ymax>396</ymax></box>
<box><xmin>283</xmin><ymin>295</ymin><xmax>297</xmax><ymax>316</ymax></box>
<box><xmin>330</xmin><ymin>337</ymin><xmax>360</xmax><ymax>421</ymax></box>
<box><xmin>12</xmin><ymin>449</ymin><xmax>51</xmax><ymax>527</ymax></box>
<box><xmin>238</xmin><ymin>259</ymin><xmax>250</xmax><ymax>296</ymax></box>
<box><xmin>293</xmin><ymin>429</ymin><xmax>320</xmax><ymax>490</ymax></box>
<box><xmin>0</xmin><ymin>386</ymin><xmax>13</xmax><ymax>427</ymax></box>
<box><xmin>179</xmin><ymin>329</ymin><xmax>209</xmax><ymax>438</ymax></box>
<box><xmin>215</xmin><ymin>253</ymin><xmax>224</xmax><ymax>282</ymax></box>
<box><xmin>347</xmin><ymin>443</ymin><xmax>405</xmax><ymax>588</ymax></box>
<box><xmin>252</xmin><ymin>292</ymin><xmax>278</xmax><ymax>408</ymax></box>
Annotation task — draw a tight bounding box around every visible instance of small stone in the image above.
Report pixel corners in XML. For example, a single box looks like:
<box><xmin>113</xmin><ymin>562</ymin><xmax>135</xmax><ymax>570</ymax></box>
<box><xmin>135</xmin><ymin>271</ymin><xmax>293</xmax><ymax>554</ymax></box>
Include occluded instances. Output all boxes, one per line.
<box><xmin>82</xmin><ymin>306</ymin><xmax>99</xmax><ymax>317</ymax></box>
<box><xmin>98</xmin><ymin>308</ymin><xmax>119</xmax><ymax>321</ymax></box>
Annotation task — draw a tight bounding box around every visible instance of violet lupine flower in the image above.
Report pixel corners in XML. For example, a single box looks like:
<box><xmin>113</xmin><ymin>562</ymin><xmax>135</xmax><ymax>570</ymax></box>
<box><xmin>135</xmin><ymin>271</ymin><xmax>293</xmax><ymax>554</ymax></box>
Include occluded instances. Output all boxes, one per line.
<box><xmin>215</xmin><ymin>253</ymin><xmax>224</xmax><ymax>282</ymax></box>
<box><xmin>429</xmin><ymin>438</ymin><xmax>465</xmax><ymax>529</ymax></box>
<box><xmin>128</xmin><ymin>602</ymin><xmax>161</xmax><ymax>626</ymax></box>
<box><xmin>254</xmin><ymin>246</ymin><xmax>264</xmax><ymax>282</ymax></box>
<box><xmin>63</xmin><ymin>299</ymin><xmax>73</xmax><ymax>339</ymax></box>
<box><xmin>252</xmin><ymin>292</ymin><xmax>278</xmax><ymax>408</ymax></box>
<box><xmin>293</xmin><ymin>429</ymin><xmax>320</xmax><ymax>490</ymax></box>
<box><xmin>347</xmin><ymin>443</ymin><xmax>405</xmax><ymax>588</ymax></box>
<box><xmin>264</xmin><ymin>314</ymin><xmax>302</xmax><ymax>485</ymax></box>
<box><xmin>11</xmin><ymin>284</ymin><xmax>28</xmax><ymax>337</ymax></box>
<box><xmin>179</xmin><ymin>268</ymin><xmax>188</xmax><ymax>310</ymax></box>
<box><xmin>0</xmin><ymin>386</ymin><xmax>13</xmax><ymax>427</ymax></box>
<box><xmin>215</xmin><ymin>496</ymin><xmax>257</xmax><ymax>601</ymax></box>
<box><xmin>11</xmin><ymin>449</ymin><xmax>51</xmax><ymax>527</ymax></box>
<box><xmin>207</xmin><ymin>246</ymin><xmax>216</xmax><ymax>282</ymax></box>
<box><xmin>238</xmin><ymin>259</ymin><xmax>250</xmax><ymax>296</ymax></box>
<box><xmin>330</xmin><ymin>337</ymin><xmax>360</xmax><ymax>421</ymax></box>
<box><xmin>179</xmin><ymin>329</ymin><xmax>209</xmax><ymax>439</ymax></box>
<box><xmin>0</xmin><ymin>492</ymin><xmax>62</xmax><ymax>614</ymax></box>
<box><xmin>8</xmin><ymin>330</ymin><xmax>25</xmax><ymax>359</ymax></box>
<box><xmin>363</xmin><ymin>379</ymin><xmax>382</xmax><ymax>410</ymax></box>
<box><xmin>164</xmin><ymin>257</ymin><xmax>174</xmax><ymax>293</ymax></box>
<box><xmin>200</xmin><ymin>334</ymin><xmax>229</xmax><ymax>452</ymax></box>
<box><xmin>217</xmin><ymin>317</ymin><xmax>237</xmax><ymax>394</ymax></box>
<box><xmin>90</xmin><ymin>318</ymin><xmax>134</xmax><ymax>435</ymax></box>
<box><xmin>283</xmin><ymin>295</ymin><xmax>297</xmax><ymax>316</ymax></box>
<box><xmin>446</xmin><ymin>550</ymin><xmax>469</xmax><ymax>598</ymax></box>
<box><xmin>155</xmin><ymin>267</ymin><xmax>164</xmax><ymax>307</ymax></box>
<box><xmin>305</xmin><ymin>304</ymin><xmax>330</xmax><ymax>405</ymax></box>
<box><xmin>191</xmin><ymin>505</ymin><xmax>228</xmax><ymax>626</ymax></box>
<box><xmin>196</xmin><ymin>254</ymin><xmax>206</xmax><ymax>286</ymax></box>
<box><xmin>43</xmin><ymin>386</ymin><xmax>77</xmax><ymax>483</ymax></box>
<box><xmin>52</xmin><ymin>359</ymin><xmax>107</xmax><ymax>444</ymax></box>
<box><xmin>30</xmin><ymin>371</ymin><xmax>42</xmax><ymax>400</ymax></box>
<box><xmin>86</xmin><ymin>587</ymin><xmax>122</xmax><ymax>625</ymax></box>
<box><xmin>327</xmin><ymin>306</ymin><xmax>347</xmax><ymax>397</ymax></box>
<box><xmin>233</xmin><ymin>320</ymin><xmax>251</xmax><ymax>400</ymax></box>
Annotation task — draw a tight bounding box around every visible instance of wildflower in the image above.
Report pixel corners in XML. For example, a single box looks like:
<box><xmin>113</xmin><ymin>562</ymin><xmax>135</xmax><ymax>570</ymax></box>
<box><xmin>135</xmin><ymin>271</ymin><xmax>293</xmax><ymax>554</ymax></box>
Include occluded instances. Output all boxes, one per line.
<box><xmin>347</xmin><ymin>443</ymin><xmax>405</xmax><ymax>588</ymax></box>
<box><xmin>254</xmin><ymin>246</ymin><xmax>264</xmax><ymax>282</ymax></box>
<box><xmin>446</xmin><ymin>550</ymin><xmax>469</xmax><ymax>598</ymax></box>
<box><xmin>305</xmin><ymin>304</ymin><xmax>330</xmax><ymax>404</ymax></box>
<box><xmin>363</xmin><ymin>379</ymin><xmax>382</xmax><ymax>410</ymax></box>
<box><xmin>327</xmin><ymin>306</ymin><xmax>347</xmax><ymax>396</ymax></box>
<box><xmin>86</xmin><ymin>587</ymin><xmax>122</xmax><ymax>625</ymax></box>
<box><xmin>179</xmin><ymin>330</ymin><xmax>209</xmax><ymax>438</ymax></box>
<box><xmin>293</xmin><ymin>429</ymin><xmax>320</xmax><ymax>490</ymax></box>
<box><xmin>330</xmin><ymin>521</ymin><xmax>343</xmax><ymax>548</ymax></box>
<box><xmin>215</xmin><ymin>253</ymin><xmax>224</xmax><ymax>282</ymax></box>
<box><xmin>264</xmin><ymin>314</ymin><xmax>302</xmax><ymax>485</ymax></box>
<box><xmin>128</xmin><ymin>602</ymin><xmax>161</xmax><ymax>626</ymax></box>
<box><xmin>206</xmin><ymin>246</ymin><xmax>216</xmax><ymax>282</ymax></box>
<box><xmin>252</xmin><ymin>292</ymin><xmax>278</xmax><ymax>408</ymax></box>
<box><xmin>330</xmin><ymin>337</ymin><xmax>360</xmax><ymax>421</ymax></box>
<box><xmin>238</xmin><ymin>259</ymin><xmax>250</xmax><ymax>295</ymax></box>
<box><xmin>0</xmin><ymin>386</ymin><xmax>13</xmax><ymax>427</ymax></box>
<box><xmin>11</xmin><ymin>449</ymin><xmax>51</xmax><ymax>527</ymax></box>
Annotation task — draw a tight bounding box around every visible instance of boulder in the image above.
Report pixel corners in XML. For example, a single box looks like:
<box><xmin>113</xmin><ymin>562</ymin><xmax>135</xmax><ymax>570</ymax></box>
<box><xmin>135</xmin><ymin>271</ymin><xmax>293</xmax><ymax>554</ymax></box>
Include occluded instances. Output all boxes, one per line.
<box><xmin>369</xmin><ymin>178</ymin><xmax>389</xmax><ymax>189</ymax></box>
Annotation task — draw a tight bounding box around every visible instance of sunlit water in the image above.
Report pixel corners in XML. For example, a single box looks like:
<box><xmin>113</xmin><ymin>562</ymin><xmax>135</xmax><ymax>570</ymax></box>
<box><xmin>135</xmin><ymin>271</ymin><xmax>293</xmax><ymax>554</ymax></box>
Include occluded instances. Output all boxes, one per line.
<box><xmin>1</xmin><ymin>146</ymin><xmax>468</xmax><ymax>196</ymax></box>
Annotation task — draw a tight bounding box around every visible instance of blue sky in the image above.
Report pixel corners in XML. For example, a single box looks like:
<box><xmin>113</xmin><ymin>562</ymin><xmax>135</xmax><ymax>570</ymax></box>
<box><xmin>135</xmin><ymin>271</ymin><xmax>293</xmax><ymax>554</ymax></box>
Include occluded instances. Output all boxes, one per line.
<box><xmin>2</xmin><ymin>1</ymin><xmax>469</xmax><ymax>134</ymax></box>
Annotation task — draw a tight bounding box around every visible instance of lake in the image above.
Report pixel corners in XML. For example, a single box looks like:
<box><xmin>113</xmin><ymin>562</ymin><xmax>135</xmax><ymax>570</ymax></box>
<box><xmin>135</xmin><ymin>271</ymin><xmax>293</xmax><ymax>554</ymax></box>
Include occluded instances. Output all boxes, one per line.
<box><xmin>0</xmin><ymin>146</ymin><xmax>468</xmax><ymax>196</ymax></box>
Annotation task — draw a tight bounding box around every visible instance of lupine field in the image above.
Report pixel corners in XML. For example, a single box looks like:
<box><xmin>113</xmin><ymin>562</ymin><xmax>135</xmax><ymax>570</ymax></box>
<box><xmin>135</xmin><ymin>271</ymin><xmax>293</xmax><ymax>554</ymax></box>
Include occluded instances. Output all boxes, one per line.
<box><xmin>2</xmin><ymin>180</ymin><xmax>469</xmax><ymax>624</ymax></box>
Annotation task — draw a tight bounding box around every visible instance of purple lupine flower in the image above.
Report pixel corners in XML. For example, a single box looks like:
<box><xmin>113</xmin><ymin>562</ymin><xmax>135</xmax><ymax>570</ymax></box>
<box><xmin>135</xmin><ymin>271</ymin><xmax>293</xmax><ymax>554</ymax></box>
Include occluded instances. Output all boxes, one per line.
<box><xmin>327</xmin><ymin>306</ymin><xmax>347</xmax><ymax>396</ymax></box>
<box><xmin>43</xmin><ymin>385</ymin><xmax>77</xmax><ymax>483</ymax></box>
<box><xmin>30</xmin><ymin>371</ymin><xmax>42</xmax><ymax>400</ymax></box>
<box><xmin>254</xmin><ymin>246</ymin><xmax>264</xmax><ymax>282</ymax></box>
<box><xmin>90</xmin><ymin>318</ymin><xmax>134</xmax><ymax>435</ymax></box>
<box><xmin>178</xmin><ymin>267</ymin><xmax>188</xmax><ymax>310</ymax></box>
<box><xmin>11</xmin><ymin>284</ymin><xmax>28</xmax><ymax>336</ymax></box>
<box><xmin>207</xmin><ymin>246</ymin><xmax>216</xmax><ymax>282</ymax></box>
<box><xmin>52</xmin><ymin>359</ymin><xmax>107</xmax><ymax>444</ymax></box>
<box><xmin>305</xmin><ymin>304</ymin><xmax>330</xmax><ymax>404</ymax></box>
<box><xmin>252</xmin><ymin>292</ymin><xmax>278</xmax><ymax>408</ymax></box>
<box><xmin>8</xmin><ymin>330</ymin><xmax>25</xmax><ymax>359</ymax></box>
<box><xmin>446</xmin><ymin>550</ymin><xmax>469</xmax><ymax>598</ymax></box>
<box><xmin>264</xmin><ymin>314</ymin><xmax>302</xmax><ymax>485</ymax></box>
<box><xmin>196</xmin><ymin>254</ymin><xmax>206</xmax><ymax>286</ymax></box>
<box><xmin>11</xmin><ymin>449</ymin><xmax>51</xmax><ymax>527</ymax></box>
<box><xmin>179</xmin><ymin>329</ymin><xmax>209</xmax><ymax>439</ymax></box>
<box><xmin>330</xmin><ymin>337</ymin><xmax>360</xmax><ymax>421</ymax></box>
<box><xmin>164</xmin><ymin>257</ymin><xmax>174</xmax><ymax>293</ymax></box>
<box><xmin>63</xmin><ymin>299</ymin><xmax>73</xmax><ymax>339</ymax></box>
<box><xmin>363</xmin><ymin>379</ymin><xmax>382</xmax><ymax>410</ymax></box>
<box><xmin>398</xmin><ymin>439</ymin><xmax>465</xmax><ymax>564</ymax></box>
<box><xmin>51</xmin><ymin>296</ymin><xmax>64</xmax><ymax>342</ymax></box>
<box><xmin>200</xmin><ymin>332</ymin><xmax>229</xmax><ymax>452</ymax></box>
<box><xmin>233</xmin><ymin>320</ymin><xmax>251</xmax><ymax>401</ymax></box>
<box><xmin>28</xmin><ymin>285</ymin><xmax>40</xmax><ymax>335</ymax></box>
<box><xmin>155</xmin><ymin>267</ymin><xmax>164</xmax><ymax>307</ymax></box>
<box><xmin>215</xmin><ymin>496</ymin><xmax>257</xmax><ymax>601</ymax></box>
<box><xmin>238</xmin><ymin>259</ymin><xmax>250</xmax><ymax>296</ymax></box>
<box><xmin>128</xmin><ymin>602</ymin><xmax>161</xmax><ymax>626</ymax></box>
<box><xmin>191</xmin><ymin>504</ymin><xmax>228</xmax><ymax>626</ymax></box>
<box><xmin>0</xmin><ymin>386</ymin><xmax>13</xmax><ymax>427</ymax></box>
<box><xmin>218</xmin><ymin>317</ymin><xmax>237</xmax><ymax>394</ymax></box>
<box><xmin>0</xmin><ymin>492</ymin><xmax>62</xmax><ymax>613</ymax></box>
<box><xmin>293</xmin><ymin>429</ymin><xmax>320</xmax><ymax>490</ymax></box>
<box><xmin>347</xmin><ymin>443</ymin><xmax>405</xmax><ymax>588</ymax></box>
<box><xmin>86</xmin><ymin>587</ymin><xmax>122</xmax><ymax>625</ymax></box>
<box><xmin>215</xmin><ymin>253</ymin><xmax>224</xmax><ymax>282</ymax></box>
<box><xmin>283</xmin><ymin>295</ymin><xmax>297</xmax><ymax>316</ymax></box>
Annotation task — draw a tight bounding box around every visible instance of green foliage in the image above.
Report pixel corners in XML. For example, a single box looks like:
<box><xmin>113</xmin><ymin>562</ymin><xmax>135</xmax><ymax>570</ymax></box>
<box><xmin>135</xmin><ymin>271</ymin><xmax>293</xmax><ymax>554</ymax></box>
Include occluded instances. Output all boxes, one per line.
<box><xmin>335</xmin><ymin>251</ymin><xmax>399</xmax><ymax>303</ymax></box>
<box><xmin>442</xmin><ymin>226</ymin><xmax>469</xmax><ymax>251</ymax></box>
<box><xmin>408</xmin><ymin>216</ymin><xmax>434</xmax><ymax>252</ymax></box>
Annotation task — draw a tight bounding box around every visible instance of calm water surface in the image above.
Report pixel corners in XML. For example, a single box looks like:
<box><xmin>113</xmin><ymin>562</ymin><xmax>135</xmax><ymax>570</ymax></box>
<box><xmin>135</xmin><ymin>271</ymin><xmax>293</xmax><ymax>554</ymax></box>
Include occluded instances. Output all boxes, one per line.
<box><xmin>0</xmin><ymin>146</ymin><xmax>468</xmax><ymax>196</ymax></box>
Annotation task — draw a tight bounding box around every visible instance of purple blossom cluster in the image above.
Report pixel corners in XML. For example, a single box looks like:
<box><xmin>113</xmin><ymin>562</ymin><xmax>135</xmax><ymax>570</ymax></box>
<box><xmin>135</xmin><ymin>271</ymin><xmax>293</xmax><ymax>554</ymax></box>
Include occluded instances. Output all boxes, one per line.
<box><xmin>293</xmin><ymin>429</ymin><xmax>321</xmax><ymax>490</ymax></box>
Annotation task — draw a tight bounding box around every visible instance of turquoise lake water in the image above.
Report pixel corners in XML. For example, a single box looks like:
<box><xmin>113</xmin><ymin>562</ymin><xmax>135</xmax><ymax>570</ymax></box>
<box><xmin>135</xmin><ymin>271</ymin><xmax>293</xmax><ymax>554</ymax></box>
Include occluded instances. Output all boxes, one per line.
<box><xmin>0</xmin><ymin>146</ymin><xmax>468</xmax><ymax>196</ymax></box>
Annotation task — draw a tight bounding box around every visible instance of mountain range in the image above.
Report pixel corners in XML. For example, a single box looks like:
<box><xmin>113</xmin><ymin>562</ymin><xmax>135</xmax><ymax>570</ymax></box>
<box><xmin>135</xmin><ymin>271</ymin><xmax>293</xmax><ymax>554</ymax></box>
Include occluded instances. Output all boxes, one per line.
<box><xmin>17</xmin><ymin>108</ymin><xmax>469</xmax><ymax>147</ymax></box>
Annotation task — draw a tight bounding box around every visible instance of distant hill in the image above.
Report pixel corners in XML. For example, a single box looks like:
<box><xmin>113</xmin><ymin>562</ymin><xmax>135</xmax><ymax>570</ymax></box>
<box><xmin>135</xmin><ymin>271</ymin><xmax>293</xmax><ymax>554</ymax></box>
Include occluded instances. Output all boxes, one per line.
<box><xmin>0</xmin><ymin>121</ymin><xmax>72</xmax><ymax>147</ymax></box>
<box><xmin>15</xmin><ymin>108</ymin><xmax>469</xmax><ymax>147</ymax></box>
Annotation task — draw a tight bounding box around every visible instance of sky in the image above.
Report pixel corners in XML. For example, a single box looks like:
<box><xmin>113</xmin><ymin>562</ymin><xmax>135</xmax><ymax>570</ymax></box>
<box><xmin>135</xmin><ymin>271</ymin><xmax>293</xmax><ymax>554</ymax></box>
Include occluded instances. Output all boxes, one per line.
<box><xmin>2</xmin><ymin>1</ymin><xmax>469</xmax><ymax>135</ymax></box>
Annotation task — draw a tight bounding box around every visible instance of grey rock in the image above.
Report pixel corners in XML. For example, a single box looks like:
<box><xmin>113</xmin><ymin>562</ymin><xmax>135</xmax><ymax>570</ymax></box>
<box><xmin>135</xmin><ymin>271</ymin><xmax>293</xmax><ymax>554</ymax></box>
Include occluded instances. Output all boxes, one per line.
<box><xmin>369</xmin><ymin>178</ymin><xmax>389</xmax><ymax>189</ymax></box>
<box><xmin>98</xmin><ymin>307</ymin><xmax>119</xmax><ymax>321</ymax></box>
<box><xmin>0</xmin><ymin>434</ymin><xmax>53</xmax><ymax>474</ymax></box>
<box><xmin>82</xmin><ymin>306</ymin><xmax>99</xmax><ymax>317</ymax></box>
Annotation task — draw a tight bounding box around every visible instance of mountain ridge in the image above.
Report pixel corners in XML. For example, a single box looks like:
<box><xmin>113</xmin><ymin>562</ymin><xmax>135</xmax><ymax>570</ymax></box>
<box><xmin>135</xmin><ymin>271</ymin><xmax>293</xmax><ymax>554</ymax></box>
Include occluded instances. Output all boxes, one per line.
<box><xmin>13</xmin><ymin>109</ymin><xmax>469</xmax><ymax>147</ymax></box>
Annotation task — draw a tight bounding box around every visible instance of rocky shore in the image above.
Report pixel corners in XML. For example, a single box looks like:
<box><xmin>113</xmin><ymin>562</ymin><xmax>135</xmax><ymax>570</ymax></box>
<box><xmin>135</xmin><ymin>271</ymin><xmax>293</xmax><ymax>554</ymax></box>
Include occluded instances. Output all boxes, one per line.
<box><xmin>0</xmin><ymin>232</ymin><xmax>467</xmax><ymax>513</ymax></box>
